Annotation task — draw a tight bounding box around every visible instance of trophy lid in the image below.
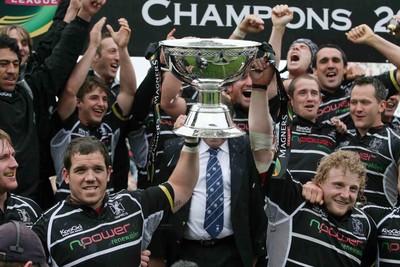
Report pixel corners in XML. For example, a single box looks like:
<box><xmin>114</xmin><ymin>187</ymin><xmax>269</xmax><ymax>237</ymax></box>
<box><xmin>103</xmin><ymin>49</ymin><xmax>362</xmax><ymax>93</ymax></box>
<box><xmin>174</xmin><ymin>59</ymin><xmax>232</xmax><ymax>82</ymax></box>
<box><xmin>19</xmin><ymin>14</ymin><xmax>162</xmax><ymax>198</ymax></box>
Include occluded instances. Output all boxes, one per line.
<box><xmin>160</xmin><ymin>38</ymin><xmax>261</xmax><ymax>87</ymax></box>
<box><xmin>160</xmin><ymin>38</ymin><xmax>260</xmax><ymax>48</ymax></box>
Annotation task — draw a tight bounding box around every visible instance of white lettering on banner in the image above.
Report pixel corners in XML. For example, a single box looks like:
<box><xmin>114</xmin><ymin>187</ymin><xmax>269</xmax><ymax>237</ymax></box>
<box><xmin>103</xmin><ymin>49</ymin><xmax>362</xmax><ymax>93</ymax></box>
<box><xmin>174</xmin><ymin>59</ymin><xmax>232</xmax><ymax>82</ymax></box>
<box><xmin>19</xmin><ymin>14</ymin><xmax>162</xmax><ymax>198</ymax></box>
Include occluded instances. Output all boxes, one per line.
<box><xmin>374</xmin><ymin>6</ymin><xmax>400</xmax><ymax>32</ymax></box>
<box><xmin>226</xmin><ymin>5</ymin><xmax>251</xmax><ymax>27</ymax></box>
<box><xmin>142</xmin><ymin>0</ymin><xmax>172</xmax><ymax>26</ymax></box>
<box><xmin>174</xmin><ymin>3</ymin><xmax>198</xmax><ymax>25</ymax></box>
<box><xmin>272</xmin><ymin>7</ymin><xmax>352</xmax><ymax>31</ymax></box>
<box><xmin>9</xmin><ymin>0</ymin><xmax>57</xmax><ymax>4</ymax></box>
<box><xmin>331</xmin><ymin>9</ymin><xmax>352</xmax><ymax>31</ymax></box>
<box><xmin>199</xmin><ymin>4</ymin><xmax>224</xmax><ymax>26</ymax></box>
<box><xmin>141</xmin><ymin>1</ymin><xmax>399</xmax><ymax>33</ymax></box>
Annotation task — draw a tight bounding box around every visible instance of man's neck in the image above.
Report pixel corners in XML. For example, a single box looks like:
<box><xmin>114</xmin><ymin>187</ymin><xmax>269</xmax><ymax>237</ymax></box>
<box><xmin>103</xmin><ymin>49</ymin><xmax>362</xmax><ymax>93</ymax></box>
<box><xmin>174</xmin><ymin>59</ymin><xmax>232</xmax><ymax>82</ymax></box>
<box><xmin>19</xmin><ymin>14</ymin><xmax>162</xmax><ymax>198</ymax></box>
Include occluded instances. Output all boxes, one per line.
<box><xmin>92</xmin><ymin>69</ymin><xmax>114</xmax><ymax>85</ymax></box>
<box><xmin>321</xmin><ymin>87</ymin><xmax>337</xmax><ymax>95</ymax></box>
<box><xmin>358</xmin><ymin>123</ymin><xmax>383</xmax><ymax>137</ymax></box>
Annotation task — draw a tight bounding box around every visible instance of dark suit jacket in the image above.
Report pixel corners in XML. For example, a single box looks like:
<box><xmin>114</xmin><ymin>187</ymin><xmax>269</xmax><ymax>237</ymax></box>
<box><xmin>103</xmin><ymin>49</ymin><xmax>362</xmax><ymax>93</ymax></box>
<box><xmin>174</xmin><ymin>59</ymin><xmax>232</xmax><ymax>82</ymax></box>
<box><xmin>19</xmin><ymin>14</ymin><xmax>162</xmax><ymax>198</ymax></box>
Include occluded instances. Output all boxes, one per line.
<box><xmin>159</xmin><ymin>136</ymin><xmax>267</xmax><ymax>267</ymax></box>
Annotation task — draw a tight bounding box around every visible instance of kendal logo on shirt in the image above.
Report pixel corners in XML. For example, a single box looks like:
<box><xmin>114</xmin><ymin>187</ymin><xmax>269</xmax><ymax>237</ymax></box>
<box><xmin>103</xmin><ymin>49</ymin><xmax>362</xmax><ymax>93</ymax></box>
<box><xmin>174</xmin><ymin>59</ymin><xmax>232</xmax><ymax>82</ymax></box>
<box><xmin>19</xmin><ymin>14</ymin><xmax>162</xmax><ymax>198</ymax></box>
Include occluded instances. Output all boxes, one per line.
<box><xmin>351</xmin><ymin>218</ymin><xmax>364</xmax><ymax>236</ymax></box>
<box><xmin>60</xmin><ymin>224</ymin><xmax>84</xmax><ymax>237</ymax></box>
<box><xmin>109</xmin><ymin>200</ymin><xmax>128</xmax><ymax>219</ymax></box>
<box><xmin>0</xmin><ymin>92</ymin><xmax>12</xmax><ymax>97</ymax></box>
<box><xmin>17</xmin><ymin>209</ymin><xmax>30</xmax><ymax>222</ymax></box>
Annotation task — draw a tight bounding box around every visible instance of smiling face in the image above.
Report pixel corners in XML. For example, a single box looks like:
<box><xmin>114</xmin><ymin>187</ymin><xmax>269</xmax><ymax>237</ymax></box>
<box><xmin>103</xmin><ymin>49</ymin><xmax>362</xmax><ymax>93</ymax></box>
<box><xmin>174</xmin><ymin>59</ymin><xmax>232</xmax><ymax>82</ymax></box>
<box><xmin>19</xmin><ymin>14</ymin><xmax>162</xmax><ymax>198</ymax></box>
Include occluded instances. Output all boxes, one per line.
<box><xmin>0</xmin><ymin>139</ymin><xmax>19</xmax><ymax>194</ymax></box>
<box><xmin>382</xmin><ymin>94</ymin><xmax>400</xmax><ymax>123</ymax></box>
<box><xmin>289</xmin><ymin>77</ymin><xmax>321</xmax><ymax>122</ymax></box>
<box><xmin>350</xmin><ymin>84</ymin><xmax>385</xmax><ymax>136</ymax></box>
<box><xmin>7</xmin><ymin>28</ymin><xmax>30</xmax><ymax>67</ymax></box>
<box><xmin>313</xmin><ymin>47</ymin><xmax>346</xmax><ymax>94</ymax></box>
<box><xmin>93</xmin><ymin>37</ymin><xmax>119</xmax><ymax>83</ymax></box>
<box><xmin>63</xmin><ymin>151</ymin><xmax>111</xmax><ymax>209</ymax></box>
<box><xmin>77</xmin><ymin>86</ymin><xmax>109</xmax><ymax>126</ymax></box>
<box><xmin>318</xmin><ymin>167</ymin><xmax>360</xmax><ymax>217</ymax></box>
<box><xmin>227</xmin><ymin>74</ymin><xmax>252</xmax><ymax>110</ymax></box>
<box><xmin>287</xmin><ymin>42</ymin><xmax>313</xmax><ymax>78</ymax></box>
<box><xmin>0</xmin><ymin>48</ymin><xmax>19</xmax><ymax>92</ymax></box>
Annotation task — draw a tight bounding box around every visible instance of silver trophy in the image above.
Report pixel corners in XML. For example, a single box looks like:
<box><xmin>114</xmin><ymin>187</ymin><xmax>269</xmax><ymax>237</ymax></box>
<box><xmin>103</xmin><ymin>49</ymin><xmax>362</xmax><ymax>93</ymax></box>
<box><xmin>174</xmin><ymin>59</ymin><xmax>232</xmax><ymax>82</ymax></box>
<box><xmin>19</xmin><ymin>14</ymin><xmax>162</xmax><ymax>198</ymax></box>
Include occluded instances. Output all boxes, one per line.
<box><xmin>160</xmin><ymin>38</ymin><xmax>260</xmax><ymax>138</ymax></box>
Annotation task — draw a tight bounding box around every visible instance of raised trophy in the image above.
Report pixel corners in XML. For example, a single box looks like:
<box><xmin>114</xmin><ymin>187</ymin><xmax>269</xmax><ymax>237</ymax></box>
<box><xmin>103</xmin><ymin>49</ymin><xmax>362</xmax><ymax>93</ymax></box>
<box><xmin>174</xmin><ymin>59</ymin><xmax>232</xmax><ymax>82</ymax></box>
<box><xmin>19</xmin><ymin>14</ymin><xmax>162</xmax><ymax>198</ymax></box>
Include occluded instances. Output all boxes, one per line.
<box><xmin>160</xmin><ymin>38</ymin><xmax>261</xmax><ymax>138</ymax></box>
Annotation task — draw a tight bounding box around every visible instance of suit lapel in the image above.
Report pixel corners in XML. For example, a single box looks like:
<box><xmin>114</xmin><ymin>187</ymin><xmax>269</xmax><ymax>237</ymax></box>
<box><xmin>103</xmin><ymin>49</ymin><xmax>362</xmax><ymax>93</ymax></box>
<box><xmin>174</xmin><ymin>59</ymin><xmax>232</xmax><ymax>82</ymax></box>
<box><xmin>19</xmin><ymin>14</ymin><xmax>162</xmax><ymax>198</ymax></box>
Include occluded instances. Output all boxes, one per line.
<box><xmin>228</xmin><ymin>137</ymin><xmax>246</xmax><ymax>208</ymax></box>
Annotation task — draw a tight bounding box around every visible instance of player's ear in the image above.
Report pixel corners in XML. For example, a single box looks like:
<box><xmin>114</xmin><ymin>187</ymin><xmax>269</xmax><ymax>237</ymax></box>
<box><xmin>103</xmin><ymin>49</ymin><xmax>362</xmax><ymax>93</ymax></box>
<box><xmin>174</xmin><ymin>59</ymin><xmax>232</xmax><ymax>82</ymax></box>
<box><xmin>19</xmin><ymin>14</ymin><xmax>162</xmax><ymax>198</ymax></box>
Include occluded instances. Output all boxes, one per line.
<box><xmin>62</xmin><ymin>168</ymin><xmax>70</xmax><ymax>184</ymax></box>
<box><xmin>107</xmin><ymin>166</ymin><xmax>112</xmax><ymax>182</ymax></box>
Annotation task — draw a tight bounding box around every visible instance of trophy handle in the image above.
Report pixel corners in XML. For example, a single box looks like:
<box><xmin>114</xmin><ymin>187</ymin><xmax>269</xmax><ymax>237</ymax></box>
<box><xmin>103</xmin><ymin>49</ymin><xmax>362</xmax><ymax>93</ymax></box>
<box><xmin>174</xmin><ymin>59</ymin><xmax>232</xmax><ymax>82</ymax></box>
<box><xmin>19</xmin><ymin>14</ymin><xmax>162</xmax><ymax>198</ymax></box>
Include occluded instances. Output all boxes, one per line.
<box><xmin>160</xmin><ymin>57</ymin><xmax>172</xmax><ymax>72</ymax></box>
<box><xmin>161</xmin><ymin>66</ymin><xmax>171</xmax><ymax>72</ymax></box>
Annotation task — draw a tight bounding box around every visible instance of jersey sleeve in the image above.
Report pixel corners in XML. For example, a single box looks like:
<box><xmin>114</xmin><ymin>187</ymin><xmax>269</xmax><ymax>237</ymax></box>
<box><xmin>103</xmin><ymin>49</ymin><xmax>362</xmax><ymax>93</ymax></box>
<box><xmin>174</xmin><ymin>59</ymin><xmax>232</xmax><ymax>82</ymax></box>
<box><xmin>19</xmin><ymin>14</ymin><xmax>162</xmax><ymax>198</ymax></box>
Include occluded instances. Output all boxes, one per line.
<box><xmin>374</xmin><ymin>69</ymin><xmax>400</xmax><ymax>97</ymax></box>
<box><xmin>31</xmin><ymin>214</ymin><xmax>50</xmax><ymax>260</ymax></box>
<box><xmin>360</xmin><ymin>212</ymin><xmax>378</xmax><ymax>267</ymax></box>
<box><xmin>139</xmin><ymin>182</ymin><xmax>175</xmax><ymax>218</ymax></box>
<box><xmin>362</xmin><ymin>204</ymin><xmax>392</xmax><ymax>226</ymax></box>
<box><xmin>137</xmin><ymin>183</ymin><xmax>175</xmax><ymax>250</ymax></box>
<box><xmin>265</xmin><ymin>171</ymin><xmax>305</xmax><ymax>215</ymax></box>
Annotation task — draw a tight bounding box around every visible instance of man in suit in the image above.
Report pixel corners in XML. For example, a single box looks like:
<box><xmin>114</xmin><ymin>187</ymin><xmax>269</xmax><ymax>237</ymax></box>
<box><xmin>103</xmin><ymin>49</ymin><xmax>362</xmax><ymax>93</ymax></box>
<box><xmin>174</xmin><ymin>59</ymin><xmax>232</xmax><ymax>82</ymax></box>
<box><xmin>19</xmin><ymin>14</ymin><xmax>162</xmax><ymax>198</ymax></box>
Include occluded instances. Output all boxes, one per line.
<box><xmin>156</xmin><ymin>116</ymin><xmax>267</xmax><ymax>267</ymax></box>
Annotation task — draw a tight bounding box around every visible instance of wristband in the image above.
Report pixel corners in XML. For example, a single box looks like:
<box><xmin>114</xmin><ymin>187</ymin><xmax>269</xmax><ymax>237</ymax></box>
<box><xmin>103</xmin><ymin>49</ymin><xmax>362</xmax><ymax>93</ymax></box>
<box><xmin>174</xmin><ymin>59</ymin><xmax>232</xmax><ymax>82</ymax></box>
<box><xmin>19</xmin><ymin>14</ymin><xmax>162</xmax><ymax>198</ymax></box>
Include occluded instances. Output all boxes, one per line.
<box><xmin>182</xmin><ymin>137</ymin><xmax>199</xmax><ymax>153</ymax></box>
<box><xmin>182</xmin><ymin>144</ymin><xmax>199</xmax><ymax>153</ymax></box>
<box><xmin>232</xmin><ymin>27</ymin><xmax>246</xmax><ymax>39</ymax></box>
<box><xmin>251</xmin><ymin>84</ymin><xmax>268</xmax><ymax>90</ymax></box>
<box><xmin>184</xmin><ymin>137</ymin><xmax>199</xmax><ymax>144</ymax></box>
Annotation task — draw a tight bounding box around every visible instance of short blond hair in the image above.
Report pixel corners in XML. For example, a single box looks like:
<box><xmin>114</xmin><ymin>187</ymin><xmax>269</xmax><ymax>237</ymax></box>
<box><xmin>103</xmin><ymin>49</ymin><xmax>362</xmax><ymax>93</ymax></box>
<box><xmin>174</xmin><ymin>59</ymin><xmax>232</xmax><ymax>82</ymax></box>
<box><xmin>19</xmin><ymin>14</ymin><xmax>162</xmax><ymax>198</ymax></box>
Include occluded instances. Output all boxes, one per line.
<box><xmin>0</xmin><ymin>129</ymin><xmax>13</xmax><ymax>147</ymax></box>
<box><xmin>312</xmin><ymin>150</ymin><xmax>366</xmax><ymax>198</ymax></box>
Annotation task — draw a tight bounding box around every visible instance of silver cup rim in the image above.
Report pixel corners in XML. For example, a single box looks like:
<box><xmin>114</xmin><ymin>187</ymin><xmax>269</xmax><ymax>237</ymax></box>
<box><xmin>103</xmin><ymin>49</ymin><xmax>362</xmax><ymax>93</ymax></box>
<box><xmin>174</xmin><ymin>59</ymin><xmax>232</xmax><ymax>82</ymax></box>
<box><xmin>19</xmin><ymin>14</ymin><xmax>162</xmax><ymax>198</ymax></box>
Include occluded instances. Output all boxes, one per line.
<box><xmin>159</xmin><ymin>38</ymin><xmax>261</xmax><ymax>48</ymax></box>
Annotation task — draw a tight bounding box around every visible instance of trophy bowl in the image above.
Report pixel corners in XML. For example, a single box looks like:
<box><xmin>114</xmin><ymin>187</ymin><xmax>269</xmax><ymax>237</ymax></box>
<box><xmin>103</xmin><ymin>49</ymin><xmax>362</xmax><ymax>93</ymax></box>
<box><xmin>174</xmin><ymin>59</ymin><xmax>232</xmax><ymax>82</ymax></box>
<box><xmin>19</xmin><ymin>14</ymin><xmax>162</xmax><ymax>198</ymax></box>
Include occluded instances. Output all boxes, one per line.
<box><xmin>160</xmin><ymin>38</ymin><xmax>260</xmax><ymax>138</ymax></box>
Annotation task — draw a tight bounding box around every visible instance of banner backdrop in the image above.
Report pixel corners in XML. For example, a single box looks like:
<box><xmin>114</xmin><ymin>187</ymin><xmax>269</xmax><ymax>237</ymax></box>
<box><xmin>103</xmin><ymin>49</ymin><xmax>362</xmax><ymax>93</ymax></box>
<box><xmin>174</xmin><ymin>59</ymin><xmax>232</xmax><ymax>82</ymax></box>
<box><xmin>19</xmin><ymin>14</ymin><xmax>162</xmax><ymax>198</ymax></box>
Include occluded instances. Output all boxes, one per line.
<box><xmin>1</xmin><ymin>0</ymin><xmax>58</xmax><ymax>37</ymax></box>
<box><xmin>2</xmin><ymin>0</ymin><xmax>400</xmax><ymax>62</ymax></box>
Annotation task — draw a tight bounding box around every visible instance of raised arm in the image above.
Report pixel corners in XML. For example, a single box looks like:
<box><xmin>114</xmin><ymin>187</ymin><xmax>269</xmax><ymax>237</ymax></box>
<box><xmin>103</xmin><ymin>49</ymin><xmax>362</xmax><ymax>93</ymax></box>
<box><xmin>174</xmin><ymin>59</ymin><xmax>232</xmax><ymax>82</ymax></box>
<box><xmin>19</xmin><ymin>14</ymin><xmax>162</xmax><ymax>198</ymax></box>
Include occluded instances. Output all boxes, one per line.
<box><xmin>160</xmin><ymin>72</ymin><xmax>187</xmax><ymax>121</ymax></box>
<box><xmin>249</xmin><ymin>59</ymin><xmax>276</xmax><ymax>175</ymax></box>
<box><xmin>166</xmin><ymin>137</ymin><xmax>199</xmax><ymax>213</ymax></box>
<box><xmin>346</xmin><ymin>24</ymin><xmax>400</xmax><ymax>84</ymax></box>
<box><xmin>107</xmin><ymin>18</ymin><xmax>137</xmax><ymax>116</ymax></box>
<box><xmin>63</xmin><ymin>0</ymin><xmax>81</xmax><ymax>23</ymax></box>
<box><xmin>160</xmin><ymin>29</ymin><xmax>188</xmax><ymax>121</ymax></box>
<box><xmin>268</xmin><ymin>4</ymin><xmax>293</xmax><ymax>69</ymax></box>
<box><xmin>34</xmin><ymin>0</ymin><xmax>81</xmax><ymax>65</ymax></box>
<box><xmin>57</xmin><ymin>17</ymin><xmax>105</xmax><ymax>121</ymax></box>
<box><xmin>229</xmin><ymin>14</ymin><xmax>265</xmax><ymax>40</ymax></box>
<box><xmin>267</xmin><ymin>4</ymin><xmax>293</xmax><ymax>100</ymax></box>
<box><xmin>28</xmin><ymin>0</ymin><xmax>106</xmax><ymax>101</ymax></box>
<box><xmin>76</xmin><ymin>0</ymin><xmax>106</xmax><ymax>22</ymax></box>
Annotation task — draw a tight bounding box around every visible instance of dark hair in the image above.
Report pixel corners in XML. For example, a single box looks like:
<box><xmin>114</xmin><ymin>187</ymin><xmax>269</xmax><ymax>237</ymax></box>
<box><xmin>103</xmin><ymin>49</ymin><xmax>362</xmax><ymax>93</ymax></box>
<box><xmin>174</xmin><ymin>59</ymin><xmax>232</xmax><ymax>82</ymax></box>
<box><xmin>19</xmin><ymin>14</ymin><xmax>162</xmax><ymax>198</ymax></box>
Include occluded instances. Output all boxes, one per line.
<box><xmin>312</xmin><ymin>44</ymin><xmax>347</xmax><ymax>69</ymax></box>
<box><xmin>291</xmin><ymin>38</ymin><xmax>318</xmax><ymax>73</ymax></box>
<box><xmin>63</xmin><ymin>136</ymin><xmax>110</xmax><ymax>171</ymax></box>
<box><xmin>288</xmin><ymin>74</ymin><xmax>319</xmax><ymax>98</ymax></box>
<box><xmin>351</xmin><ymin>76</ymin><xmax>388</xmax><ymax>101</ymax></box>
<box><xmin>76</xmin><ymin>76</ymin><xmax>110</xmax><ymax>100</ymax></box>
<box><xmin>0</xmin><ymin>35</ymin><xmax>21</xmax><ymax>63</ymax></box>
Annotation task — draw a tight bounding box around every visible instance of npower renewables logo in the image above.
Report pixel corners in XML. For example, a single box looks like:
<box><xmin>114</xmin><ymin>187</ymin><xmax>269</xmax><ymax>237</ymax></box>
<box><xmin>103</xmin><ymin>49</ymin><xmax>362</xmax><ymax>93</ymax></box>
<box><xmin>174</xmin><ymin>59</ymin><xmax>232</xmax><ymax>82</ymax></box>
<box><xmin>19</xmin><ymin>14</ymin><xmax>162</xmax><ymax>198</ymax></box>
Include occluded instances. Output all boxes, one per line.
<box><xmin>1</xmin><ymin>0</ymin><xmax>59</xmax><ymax>37</ymax></box>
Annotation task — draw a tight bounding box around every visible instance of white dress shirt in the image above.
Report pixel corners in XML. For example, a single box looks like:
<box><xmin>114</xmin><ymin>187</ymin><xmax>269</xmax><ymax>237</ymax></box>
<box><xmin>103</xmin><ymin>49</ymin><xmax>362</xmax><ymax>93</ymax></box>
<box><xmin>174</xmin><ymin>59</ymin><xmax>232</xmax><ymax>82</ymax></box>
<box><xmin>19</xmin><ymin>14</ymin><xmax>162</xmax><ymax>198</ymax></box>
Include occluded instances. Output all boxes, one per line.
<box><xmin>184</xmin><ymin>139</ymin><xmax>233</xmax><ymax>240</ymax></box>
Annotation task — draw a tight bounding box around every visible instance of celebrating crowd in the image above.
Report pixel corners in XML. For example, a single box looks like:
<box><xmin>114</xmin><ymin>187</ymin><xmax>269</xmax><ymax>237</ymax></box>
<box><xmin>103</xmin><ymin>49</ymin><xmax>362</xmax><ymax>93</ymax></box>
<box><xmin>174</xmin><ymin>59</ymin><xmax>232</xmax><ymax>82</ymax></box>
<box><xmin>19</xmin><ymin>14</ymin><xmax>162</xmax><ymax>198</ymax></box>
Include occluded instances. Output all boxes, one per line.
<box><xmin>1</xmin><ymin>1</ymin><xmax>400</xmax><ymax>267</ymax></box>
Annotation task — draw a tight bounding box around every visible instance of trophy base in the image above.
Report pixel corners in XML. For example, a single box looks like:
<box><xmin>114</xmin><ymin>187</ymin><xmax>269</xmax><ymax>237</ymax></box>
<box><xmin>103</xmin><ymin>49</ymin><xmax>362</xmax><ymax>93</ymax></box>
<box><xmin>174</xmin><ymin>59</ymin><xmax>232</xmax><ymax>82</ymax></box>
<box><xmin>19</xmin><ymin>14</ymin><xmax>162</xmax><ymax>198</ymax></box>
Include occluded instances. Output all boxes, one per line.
<box><xmin>173</xmin><ymin>104</ymin><xmax>246</xmax><ymax>138</ymax></box>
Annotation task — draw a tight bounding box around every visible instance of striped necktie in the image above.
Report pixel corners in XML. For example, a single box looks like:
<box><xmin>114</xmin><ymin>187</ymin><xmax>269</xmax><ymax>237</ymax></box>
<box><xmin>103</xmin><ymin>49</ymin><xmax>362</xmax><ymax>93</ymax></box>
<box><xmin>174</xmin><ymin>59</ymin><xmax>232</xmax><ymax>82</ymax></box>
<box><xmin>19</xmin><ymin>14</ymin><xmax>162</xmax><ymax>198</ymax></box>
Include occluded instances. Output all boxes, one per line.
<box><xmin>204</xmin><ymin>148</ymin><xmax>224</xmax><ymax>239</ymax></box>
